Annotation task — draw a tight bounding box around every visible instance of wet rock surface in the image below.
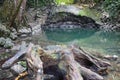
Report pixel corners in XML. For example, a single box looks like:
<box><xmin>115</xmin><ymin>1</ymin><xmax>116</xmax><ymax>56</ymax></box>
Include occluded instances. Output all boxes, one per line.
<box><xmin>42</xmin><ymin>12</ymin><xmax>100</xmax><ymax>31</ymax></box>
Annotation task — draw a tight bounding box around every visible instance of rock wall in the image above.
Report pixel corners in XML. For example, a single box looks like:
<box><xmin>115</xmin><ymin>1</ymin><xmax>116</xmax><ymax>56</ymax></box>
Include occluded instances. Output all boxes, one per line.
<box><xmin>41</xmin><ymin>12</ymin><xmax>100</xmax><ymax>31</ymax></box>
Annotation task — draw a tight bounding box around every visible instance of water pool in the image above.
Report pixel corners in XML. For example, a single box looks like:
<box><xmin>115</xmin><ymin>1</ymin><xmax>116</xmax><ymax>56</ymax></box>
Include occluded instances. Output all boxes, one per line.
<box><xmin>43</xmin><ymin>29</ymin><xmax>120</xmax><ymax>55</ymax></box>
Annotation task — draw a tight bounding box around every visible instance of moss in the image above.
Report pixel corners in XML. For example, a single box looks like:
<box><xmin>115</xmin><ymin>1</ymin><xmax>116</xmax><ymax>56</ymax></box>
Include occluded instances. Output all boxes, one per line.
<box><xmin>18</xmin><ymin>61</ymin><xmax>27</xmax><ymax>68</ymax></box>
<box><xmin>79</xmin><ymin>7</ymin><xmax>102</xmax><ymax>22</ymax></box>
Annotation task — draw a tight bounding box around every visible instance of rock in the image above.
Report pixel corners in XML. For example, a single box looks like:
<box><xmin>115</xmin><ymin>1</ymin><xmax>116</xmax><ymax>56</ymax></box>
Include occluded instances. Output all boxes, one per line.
<box><xmin>32</xmin><ymin>24</ymin><xmax>42</xmax><ymax>35</ymax></box>
<box><xmin>11</xmin><ymin>64</ymin><xmax>26</xmax><ymax>74</ymax></box>
<box><xmin>42</xmin><ymin>12</ymin><xmax>100</xmax><ymax>31</ymax></box>
<box><xmin>0</xmin><ymin>37</ymin><xmax>6</xmax><ymax>46</ymax></box>
<box><xmin>5</xmin><ymin>49</ymin><xmax>10</xmax><ymax>53</ymax></box>
<box><xmin>11</xmin><ymin>44</ymin><xmax>21</xmax><ymax>51</ymax></box>
<box><xmin>53</xmin><ymin>5</ymin><xmax>81</xmax><ymax>15</ymax></box>
<box><xmin>104</xmin><ymin>55</ymin><xmax>118</xmax><ymax>61</ymax></box>
<box><xmin>44</xmin><ymin>74</ymin><xmax>55</xmax><ymax>80</ymax></box>
<box><xmin>44</xmin><ymin>45</ymin><xmax>66</xmax><ymax>51</ymax></box>
<box><xmin>10</xmin><ymin>33</ymin><xmax>17</xmax><ymax>40</ymax></box>
<box><xmin>0</xmin><ymin>23</ymin><xmax>10</xmax><ymax>37</ymax></box>
<box><xmin>0</xmin><ymin>23</ymin><xmax>18</xmax><ymax>39</ymax></box>
<box><xmin>0</xmin><ymin>69</ymin><xmax>13</xmax><ymax>79</ymax></box>
<box><xmin>0</xmin><ymin>23</ymin><xmax>10</xmax><ymax>32</ymax></box>
<box><xmin>19</xmin><ymin>28</ymin><xmax>32</xmax><ymax>34</ymax></box>
<box><xmin>117</xmin><ymin>61</ymin><xmax>120</xmax><ymax>64</ymax></box>
<box><xmin>4</xmin><ymin>38</ymin><xmax>14</xmax><ymax>48</ymax></box>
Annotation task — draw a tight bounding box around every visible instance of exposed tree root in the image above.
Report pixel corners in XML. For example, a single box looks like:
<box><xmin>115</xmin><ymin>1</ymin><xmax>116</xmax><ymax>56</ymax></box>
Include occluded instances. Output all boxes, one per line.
<box><xmin>2</xmin><ymin>42</ymin><xmax>111</xmax><ymax>80</ymax></box>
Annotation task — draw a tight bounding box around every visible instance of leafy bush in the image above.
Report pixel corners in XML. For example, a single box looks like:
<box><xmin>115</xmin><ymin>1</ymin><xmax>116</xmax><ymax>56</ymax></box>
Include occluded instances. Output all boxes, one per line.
<box><xmin>27</xmin><ymin>0</ymin><xmax>46</xmax><ymax>7</ymax></box>
<box><xmin>103</xmin><ymin>0</ymin><xmax>120</xmax><ymax>18</ymax></box>
<box><xmin>27</xmin><ymin>0</ymin><xmax>56</xmax><ymax>7</ymax></box>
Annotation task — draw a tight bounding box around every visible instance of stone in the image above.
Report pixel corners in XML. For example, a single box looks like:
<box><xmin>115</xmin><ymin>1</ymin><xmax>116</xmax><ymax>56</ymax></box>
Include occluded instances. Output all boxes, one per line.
<box><xmin>19</xmin><ymin>28</ymin><xmax>32</xmax><ymax>34</ymax></box>
<box><xmin>104</xmin><ymin>55</ymin><xmax>118</xmax><ymax>61</ymax></box>
<box><xmin>53</xmin><ymin>5</ymin><xmax>81</xmax><ymax>15</ymax></box>
<box><xmin>10</xmin><ymin>33</ymin><xmax>17</xmax><ymax>40</ymax></box>
<box><xmin>0</xmin><ymin>37</ymin><xmax>6</xmax><ymax>46</ymax></box>
<box><xmin>4</xmin><ymin>38</ymin><xmax>14</xmax><ymax>48</ymax></box>
<box><xmin>42</xmin><ymin>12</ymin><xmax>100</xmax><ymax>31</ymax></box>
<box><xmin>11</xmin><ymin>64</ymin><xmax>26</xmax><ymax>74</ymax></box>
<box><xmin>0</xmin><ymin>23</ymin><xmax>10</xmax><ymax>37</ymax></box>
<box><xmin>0</xmin><ymin>69</ymin><xmax>13</xmax><ymax>79</ymax></box>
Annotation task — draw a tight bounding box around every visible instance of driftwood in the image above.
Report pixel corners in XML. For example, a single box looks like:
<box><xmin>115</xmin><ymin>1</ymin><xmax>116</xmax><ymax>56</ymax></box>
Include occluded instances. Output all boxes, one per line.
<box><xmin>79</xmin><ymin>65</ymin><xmax>103</xmax><ymax>80</ymax></box>
<box><xmin>60</xmin><ymin>49</ymin><xmax>83</xmax><ymax>80</ymax></box>
<box><xmin>2</xmin><ymin>42</ymin><xmax>110</xmax><ymax>80</ymax></box>
<box><xmin>71</xmin><ymin>47</ymin><xmax>110</xmax><ymax>72</ymax></box>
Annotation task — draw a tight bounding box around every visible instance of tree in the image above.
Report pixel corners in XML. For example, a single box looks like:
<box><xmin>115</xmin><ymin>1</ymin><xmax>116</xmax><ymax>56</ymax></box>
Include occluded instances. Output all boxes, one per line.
<box><xmin>0</xmin><ymin>0</ymin><xmax>27</xmax><ymax>31</ymax></box>
<box><xmin>103</xmin><ymin>0</ymin><xmax>120</xmax><ymax>20</ymax></box>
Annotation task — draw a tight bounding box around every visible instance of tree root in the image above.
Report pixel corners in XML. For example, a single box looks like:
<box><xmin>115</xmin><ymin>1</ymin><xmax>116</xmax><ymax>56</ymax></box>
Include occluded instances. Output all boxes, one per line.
<box><xmin>2</xmin><ymin>42</ymin><xmax>111</xmax><ymax>80</ymax></box>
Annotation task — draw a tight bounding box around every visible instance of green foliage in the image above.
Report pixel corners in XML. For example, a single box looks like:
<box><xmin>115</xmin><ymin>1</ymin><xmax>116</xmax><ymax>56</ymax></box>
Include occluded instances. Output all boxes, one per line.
<box><xmin>93</xmin><ymin>0</ymin><xmax>101</xmax><ymax>3</ymax></box>
<box><xmin>103</xmin><ymin>0</ymin><xmax>120</xmax><ymax>18</ymax></box>
<box><xmin>0</xmin><ymin>0</ymin><xmax>15</xmax><ymax>22</ymax></box>
<box><xmin>27</xmin><ymin>0</ymin><xmax>74</xmax><ymax>7</ymax></box>
<box><xmin>79</xmin><ymin>8</ymin><xmax>101</xmax><ymax>22</ymax></box>
<box><xmin>55</xmin><ymin>0</ymin><xmax>74</xmax><ymax>5</ymax></box>
<box><xmin>27</xmin><ymin>0</ymin><xmax>56</xmax><ymax>7</ymax></box>
<box><xmin>27</xmin><ymin>0</ymin><xmax>45</xmax><ymax>7</ymax></box>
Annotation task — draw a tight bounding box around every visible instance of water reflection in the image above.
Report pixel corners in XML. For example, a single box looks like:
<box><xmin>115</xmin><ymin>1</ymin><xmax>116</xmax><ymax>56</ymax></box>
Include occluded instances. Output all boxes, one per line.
<box><xmin>44</xmin><ymin>29</ymin><xmax>96</xmax><ymax>42</ymax></box>
<box><xmin>44</xmin><ymin>29</ymin><xmax>120</xmax><ymax>55</ymax></box>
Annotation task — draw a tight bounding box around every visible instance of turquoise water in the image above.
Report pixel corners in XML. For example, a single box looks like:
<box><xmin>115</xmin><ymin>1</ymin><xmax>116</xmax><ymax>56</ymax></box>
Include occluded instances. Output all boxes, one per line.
<box><xmin>43</xmin><ymin>29</ymin><xmax>120</xmax><ymax>55</ymax></box>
